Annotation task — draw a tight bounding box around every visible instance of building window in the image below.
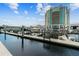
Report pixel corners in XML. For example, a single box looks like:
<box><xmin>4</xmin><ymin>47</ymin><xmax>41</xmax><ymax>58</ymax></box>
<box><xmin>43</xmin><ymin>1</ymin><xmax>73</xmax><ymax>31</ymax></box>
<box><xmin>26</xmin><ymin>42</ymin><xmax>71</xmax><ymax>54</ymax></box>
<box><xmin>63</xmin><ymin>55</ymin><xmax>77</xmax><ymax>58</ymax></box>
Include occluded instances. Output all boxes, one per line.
<box><xmin>52</xmin><ymin>12</ymin><xmax>60</xmax><ymax>24</ymax></box>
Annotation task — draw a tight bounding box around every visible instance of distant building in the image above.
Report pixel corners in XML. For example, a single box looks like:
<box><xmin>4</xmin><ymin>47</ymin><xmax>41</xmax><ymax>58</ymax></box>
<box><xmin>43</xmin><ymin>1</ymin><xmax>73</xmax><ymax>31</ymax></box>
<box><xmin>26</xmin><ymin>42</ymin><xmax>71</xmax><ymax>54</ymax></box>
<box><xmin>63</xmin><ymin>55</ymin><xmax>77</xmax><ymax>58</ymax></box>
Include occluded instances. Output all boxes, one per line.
<box><xmin>2</xmin><ymin>25</ymin><xmax>21</xmax><ymax>31</ymax></box>
<box><xmin>70</xmin><ymin>24</ymin><xmax>79</xmax><ymax>30</ymax></box>
<box><xmin>45</xmin><ymin>7</ymin><xmax>70</xmax><ymax>33</ymax></box>
<box><xmin>30</xmin><ymin>25</ymin><xmax>43</xmax><ymax>33</ymax></box>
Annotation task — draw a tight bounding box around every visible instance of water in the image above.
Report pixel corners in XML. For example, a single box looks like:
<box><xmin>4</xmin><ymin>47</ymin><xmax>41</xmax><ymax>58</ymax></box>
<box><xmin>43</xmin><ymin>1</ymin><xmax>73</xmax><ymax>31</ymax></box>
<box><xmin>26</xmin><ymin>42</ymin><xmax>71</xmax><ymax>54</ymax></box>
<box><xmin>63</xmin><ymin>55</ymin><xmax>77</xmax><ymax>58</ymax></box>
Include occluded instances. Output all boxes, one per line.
<box><xmin>0</xmin><ymin>34</ymin><xmax>79</xmax><ymax>56</ymax></box>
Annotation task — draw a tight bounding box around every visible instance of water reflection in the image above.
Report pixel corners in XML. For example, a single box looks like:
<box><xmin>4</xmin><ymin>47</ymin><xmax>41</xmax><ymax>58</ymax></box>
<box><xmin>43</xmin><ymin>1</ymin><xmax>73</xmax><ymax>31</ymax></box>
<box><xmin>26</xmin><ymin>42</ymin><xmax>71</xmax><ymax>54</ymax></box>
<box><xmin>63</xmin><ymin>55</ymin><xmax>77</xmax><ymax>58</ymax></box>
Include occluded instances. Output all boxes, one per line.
<box><xmin>20</xmin><ymin>37</ymin><xmax>24</xmax><ymax>51</ymax></box>
<box><xmin>1</xmin><ymin>33</ymin><xmax>79</xmax><ymax>56</ymax></box>
<box><xmin>78</xmin><ymin>35</ymin><xmax>79</xmax><ymax>41</ymax></box>
<box><xmin>43</xmin><ymin>43</ymin><xmax>69</xmax><ymax>56</ymax></box>
<box><xmin>17</xmin><ymin>36</ymin><xmax>19</xmax><ymax>39</ymax></box>
<box><xmin>4</xmin><ymin>33</ymin><xmax>6</xmax><ymax>40</ymax></box>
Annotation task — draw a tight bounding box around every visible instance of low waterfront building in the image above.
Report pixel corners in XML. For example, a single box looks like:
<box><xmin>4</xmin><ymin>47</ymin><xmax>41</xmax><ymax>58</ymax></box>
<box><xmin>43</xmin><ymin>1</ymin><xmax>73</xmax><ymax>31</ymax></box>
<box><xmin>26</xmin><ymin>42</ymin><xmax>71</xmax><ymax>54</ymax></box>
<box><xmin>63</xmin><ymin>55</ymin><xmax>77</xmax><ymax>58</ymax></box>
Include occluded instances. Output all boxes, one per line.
<box><xmin>30</xmin><ymin>25</ymin><xmax>41</xmax><ymax>33</ymax></box>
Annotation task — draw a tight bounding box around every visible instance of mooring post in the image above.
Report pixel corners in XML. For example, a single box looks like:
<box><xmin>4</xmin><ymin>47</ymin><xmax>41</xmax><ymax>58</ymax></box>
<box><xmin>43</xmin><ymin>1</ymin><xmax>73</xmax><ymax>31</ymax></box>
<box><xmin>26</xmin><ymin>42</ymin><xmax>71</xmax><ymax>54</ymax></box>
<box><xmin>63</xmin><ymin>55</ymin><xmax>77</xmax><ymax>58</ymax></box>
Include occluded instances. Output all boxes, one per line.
<box><xmin>22</xmin><ymin>26</ymin><xmax>24</xmax><ymax>37</ymax></box>
<box><xmin>3</xmin><ymin>25</ymin><xmax>6</xmax><ymax>40</ymax></box>
<box><xmin>49</xmin><ymin>31</ymin><xmax>51</xmax><ymax>42</ymax></box>
<box><xmin>4</xmin><ymin>25</ymin><xmax>6</xmax><ymax>34</ymax></box>
<box><xmin>43</xmin><ymin>29</ymin><xmax>45</xmax><ymax>40</ymax></box>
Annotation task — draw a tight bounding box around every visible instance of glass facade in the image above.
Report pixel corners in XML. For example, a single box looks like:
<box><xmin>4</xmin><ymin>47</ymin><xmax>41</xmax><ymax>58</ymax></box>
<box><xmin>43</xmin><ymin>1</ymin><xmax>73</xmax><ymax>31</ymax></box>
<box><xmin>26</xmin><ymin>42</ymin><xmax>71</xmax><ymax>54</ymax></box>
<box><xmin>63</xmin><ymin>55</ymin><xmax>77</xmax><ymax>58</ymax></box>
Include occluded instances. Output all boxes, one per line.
<box><xmin>45</xmin><ymin>7</ymin><xmax>69</xmax><ymax>31</ymax></box>
<box><xmin>52</xmin><ymin>12</ymin><xmax>60</xmax><ymax>24</ymax></box>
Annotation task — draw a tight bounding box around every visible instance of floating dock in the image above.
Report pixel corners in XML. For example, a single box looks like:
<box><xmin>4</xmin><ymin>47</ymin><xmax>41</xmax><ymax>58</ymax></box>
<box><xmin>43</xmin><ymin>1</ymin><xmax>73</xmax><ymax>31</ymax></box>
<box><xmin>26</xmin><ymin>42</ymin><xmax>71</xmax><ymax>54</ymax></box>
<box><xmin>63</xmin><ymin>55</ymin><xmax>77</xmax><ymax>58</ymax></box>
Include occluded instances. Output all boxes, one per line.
<box><xmin>2</xmin><ymin>32</ymin><xmax>79</xmax><ymax>49</ymax></box>
<box><xmin>0</xmin><ymin>41</ymin><xmax>12</xmax><ymax>56</ymax></box>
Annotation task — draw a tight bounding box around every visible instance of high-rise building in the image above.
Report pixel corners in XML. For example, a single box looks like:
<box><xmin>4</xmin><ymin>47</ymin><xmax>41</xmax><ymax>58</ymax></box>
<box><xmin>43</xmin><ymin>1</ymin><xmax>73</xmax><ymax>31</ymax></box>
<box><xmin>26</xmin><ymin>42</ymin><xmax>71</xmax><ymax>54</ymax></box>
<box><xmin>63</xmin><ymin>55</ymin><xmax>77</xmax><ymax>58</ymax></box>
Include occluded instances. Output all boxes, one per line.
<box><xmin>45</xmin><ymin>6</ymin><xmax>69</xmax><ymax>32</ymax></box>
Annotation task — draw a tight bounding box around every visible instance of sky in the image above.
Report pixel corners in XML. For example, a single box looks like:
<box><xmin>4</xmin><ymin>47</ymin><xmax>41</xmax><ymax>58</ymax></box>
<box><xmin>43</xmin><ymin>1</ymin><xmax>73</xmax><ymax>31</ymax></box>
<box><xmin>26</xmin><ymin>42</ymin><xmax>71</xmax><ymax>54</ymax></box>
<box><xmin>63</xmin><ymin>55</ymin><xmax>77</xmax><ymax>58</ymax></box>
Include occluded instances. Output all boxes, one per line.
<box><xmin>0</xmin><ymin>3</ymin><xmax>79</xmax><ymax>26</ymax></box>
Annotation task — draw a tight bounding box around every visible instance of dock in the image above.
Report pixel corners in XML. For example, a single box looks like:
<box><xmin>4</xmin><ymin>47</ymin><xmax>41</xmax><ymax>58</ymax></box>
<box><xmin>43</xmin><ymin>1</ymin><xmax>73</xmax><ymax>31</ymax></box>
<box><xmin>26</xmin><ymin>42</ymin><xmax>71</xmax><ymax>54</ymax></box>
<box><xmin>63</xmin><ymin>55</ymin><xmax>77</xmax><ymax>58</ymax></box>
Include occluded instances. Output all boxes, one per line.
<box><xmin>2</xmin><ymin>32</ymin><xmax>79</xmax><ymax>49</ymax></box>
<box><xmin>0</xmin><ymin>41</ymin><xmax>12</xmax><ymax>56</ymax></box>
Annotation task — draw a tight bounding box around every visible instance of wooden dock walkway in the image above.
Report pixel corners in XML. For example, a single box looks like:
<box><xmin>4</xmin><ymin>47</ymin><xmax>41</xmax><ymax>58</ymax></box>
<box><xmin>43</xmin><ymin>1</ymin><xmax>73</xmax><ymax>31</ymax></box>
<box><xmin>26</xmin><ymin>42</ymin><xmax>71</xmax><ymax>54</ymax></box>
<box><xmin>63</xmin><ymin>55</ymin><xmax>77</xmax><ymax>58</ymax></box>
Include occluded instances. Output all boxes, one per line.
<box><xmin>0</xmin><ymin>41</ymin><xmax>12</xmax><ymax>56</ymax></box>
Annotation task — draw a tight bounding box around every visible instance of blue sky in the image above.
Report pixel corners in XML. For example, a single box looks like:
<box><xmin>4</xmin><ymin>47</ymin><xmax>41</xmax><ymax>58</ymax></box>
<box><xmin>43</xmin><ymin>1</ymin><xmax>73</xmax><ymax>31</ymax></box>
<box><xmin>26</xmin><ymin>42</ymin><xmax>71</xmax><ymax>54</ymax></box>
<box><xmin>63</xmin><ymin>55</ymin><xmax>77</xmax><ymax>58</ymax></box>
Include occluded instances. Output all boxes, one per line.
<box><xmin>0</xmin><ymin>3</ymin><xmax>79</xmax><ymax>26</ymax></box>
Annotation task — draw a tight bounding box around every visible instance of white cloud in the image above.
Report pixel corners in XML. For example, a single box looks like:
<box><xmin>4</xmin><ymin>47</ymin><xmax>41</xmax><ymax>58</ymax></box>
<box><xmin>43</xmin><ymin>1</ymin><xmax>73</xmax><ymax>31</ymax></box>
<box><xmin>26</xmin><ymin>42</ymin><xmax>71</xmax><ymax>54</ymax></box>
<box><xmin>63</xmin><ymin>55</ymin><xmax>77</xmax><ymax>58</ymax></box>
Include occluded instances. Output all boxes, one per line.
<box><xmin>8</xmin><ymin>3</ymin><xmax>19</xmax><ymax>14</ymax></box>
<box><xmin>24</xmin><ymin>10</ymin><xmax>28</xmax><ymax>15</ymax></box>
<box><xmin>70</xmin><ymin>3</ymin><xmax>79</xmax><ymax>11</ymax></box>
<box><xmin>14</xmin><ymin>10</ymin><xmax>19</xmax><ymax>14</ymax></box>
<box><xmin>39</xmin><ymin>12</ymin><xmax>44</xmax><ymax>16</ymax></box>
<box><xmin>8</xmin><ymin>3</ymin><xmax>19</xmax><ymax>10</ymax></box>
<box><xmin>44</xmin><ymin>5</ymin><xmax>51</xmax><ymax>11</ymax></box>
<box><xmin>37</xmin><ymin>3</ymin><xmax>43</xmax><ymax>13</ymax></box>
<box><xmin>36</xmin><ymin>3</ymin><xmax>51</xmax><ymax>16</ymax></box>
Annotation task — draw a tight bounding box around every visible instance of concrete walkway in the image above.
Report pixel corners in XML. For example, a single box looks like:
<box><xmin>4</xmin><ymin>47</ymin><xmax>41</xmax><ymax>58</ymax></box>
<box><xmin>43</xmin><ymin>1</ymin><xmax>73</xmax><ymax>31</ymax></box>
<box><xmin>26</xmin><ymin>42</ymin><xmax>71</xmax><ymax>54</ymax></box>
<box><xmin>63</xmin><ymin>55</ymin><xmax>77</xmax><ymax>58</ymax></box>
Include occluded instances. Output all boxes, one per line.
<box><xmin>3</xmin><ymin>32</ymin><xmax>79</xmax><ymax>49</ymax></box>
<box><xmin>0</xmin><ymin>42</ymin><xmax>12</xmax><ymax>56</ymax></box>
